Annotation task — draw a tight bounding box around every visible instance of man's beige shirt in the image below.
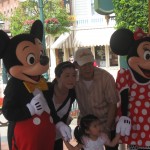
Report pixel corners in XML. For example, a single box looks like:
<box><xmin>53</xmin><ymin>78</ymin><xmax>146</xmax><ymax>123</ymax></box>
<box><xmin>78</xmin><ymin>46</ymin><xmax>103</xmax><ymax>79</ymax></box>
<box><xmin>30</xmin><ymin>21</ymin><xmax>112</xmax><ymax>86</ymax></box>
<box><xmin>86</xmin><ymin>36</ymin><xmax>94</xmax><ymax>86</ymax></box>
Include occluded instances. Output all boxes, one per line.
<box><xmin>75</xmin><ymin>67</ymin><xmax>119</xmax><ymax>128</ymax></box>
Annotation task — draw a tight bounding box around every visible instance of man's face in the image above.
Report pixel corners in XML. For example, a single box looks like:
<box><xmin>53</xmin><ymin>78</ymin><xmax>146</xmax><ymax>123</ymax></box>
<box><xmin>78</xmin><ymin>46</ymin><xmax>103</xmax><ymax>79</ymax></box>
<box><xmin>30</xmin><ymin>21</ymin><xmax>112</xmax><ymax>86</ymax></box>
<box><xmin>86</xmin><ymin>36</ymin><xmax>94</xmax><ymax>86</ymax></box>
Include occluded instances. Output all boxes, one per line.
<box><xmin>78</xmin><ymin>62</ymin><xmax>94</xmax><ymax>80</ymax></box>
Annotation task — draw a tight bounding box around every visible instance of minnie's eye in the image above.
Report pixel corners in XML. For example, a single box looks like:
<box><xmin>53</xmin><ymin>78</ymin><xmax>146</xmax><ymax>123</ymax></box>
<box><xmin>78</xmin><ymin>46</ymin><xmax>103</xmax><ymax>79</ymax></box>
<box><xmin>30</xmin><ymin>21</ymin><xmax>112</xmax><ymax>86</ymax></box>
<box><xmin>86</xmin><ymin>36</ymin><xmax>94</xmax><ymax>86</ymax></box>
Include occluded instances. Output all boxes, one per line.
<box><xmin>27</xmin><ymin>53</ymin><xmax>35</xmax><ymax>65</ymax></box>
<box><xmin>144</xmin><ymin>51</ymin><xmax>150</xmax><ymax>60</ymax></box>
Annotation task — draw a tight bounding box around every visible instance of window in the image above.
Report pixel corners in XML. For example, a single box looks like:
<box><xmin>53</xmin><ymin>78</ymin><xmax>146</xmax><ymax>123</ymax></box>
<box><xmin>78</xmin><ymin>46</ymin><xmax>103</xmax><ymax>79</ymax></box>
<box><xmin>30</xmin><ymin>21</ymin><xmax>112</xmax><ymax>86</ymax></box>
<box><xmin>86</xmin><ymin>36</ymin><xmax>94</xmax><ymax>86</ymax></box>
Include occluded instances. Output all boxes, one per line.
<box><xmin>64</xmin><ymin>0</ymin><xmax>71</xmax><ymax>14</ymax></box>
<box><xmin>95</xmin><ymin>46</ymin><xmax>106</xmax><ymax>67</ymax></box>
<box><xmin>95</xmin><ymin>46</ymin><xmax>118</xmax><ymax>67</ymax></box>
<box><xmin>109</xmin><ymin>47</ymin><xmax>118</xmax><ymax>66</ymax></box>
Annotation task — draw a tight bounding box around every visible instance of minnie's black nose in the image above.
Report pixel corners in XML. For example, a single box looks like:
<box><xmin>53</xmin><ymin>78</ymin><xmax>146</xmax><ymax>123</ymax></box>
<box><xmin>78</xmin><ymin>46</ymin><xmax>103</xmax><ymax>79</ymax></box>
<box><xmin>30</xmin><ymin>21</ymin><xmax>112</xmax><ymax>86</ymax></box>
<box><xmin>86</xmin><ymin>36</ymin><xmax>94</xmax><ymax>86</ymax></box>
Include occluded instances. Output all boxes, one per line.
<box><xmin>40</xmin><ymin>55</ymin><xmax>49</xmax><ymax>66</ymax></box>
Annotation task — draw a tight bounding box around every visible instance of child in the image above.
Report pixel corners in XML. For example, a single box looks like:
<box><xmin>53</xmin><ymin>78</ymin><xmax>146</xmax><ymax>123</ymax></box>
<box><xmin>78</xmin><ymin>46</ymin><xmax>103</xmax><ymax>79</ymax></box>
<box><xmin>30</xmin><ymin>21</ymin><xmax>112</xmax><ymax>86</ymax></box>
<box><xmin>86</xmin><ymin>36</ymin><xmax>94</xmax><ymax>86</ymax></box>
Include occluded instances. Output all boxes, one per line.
<box><xmin>64</xmin><ymin>114</ymin><xmax>120</xmax><ymax>150</ymax></box>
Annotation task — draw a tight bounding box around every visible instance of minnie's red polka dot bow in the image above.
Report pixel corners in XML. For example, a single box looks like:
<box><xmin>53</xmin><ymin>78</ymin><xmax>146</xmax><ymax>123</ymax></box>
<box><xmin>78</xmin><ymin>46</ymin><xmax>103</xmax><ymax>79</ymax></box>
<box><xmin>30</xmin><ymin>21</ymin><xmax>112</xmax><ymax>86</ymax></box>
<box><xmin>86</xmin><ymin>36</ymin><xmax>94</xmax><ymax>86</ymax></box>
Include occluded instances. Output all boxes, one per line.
<box><xmin>134</xmin><ymin>28</ymin><xmax>148</xmax><ymax>40</ymax></box>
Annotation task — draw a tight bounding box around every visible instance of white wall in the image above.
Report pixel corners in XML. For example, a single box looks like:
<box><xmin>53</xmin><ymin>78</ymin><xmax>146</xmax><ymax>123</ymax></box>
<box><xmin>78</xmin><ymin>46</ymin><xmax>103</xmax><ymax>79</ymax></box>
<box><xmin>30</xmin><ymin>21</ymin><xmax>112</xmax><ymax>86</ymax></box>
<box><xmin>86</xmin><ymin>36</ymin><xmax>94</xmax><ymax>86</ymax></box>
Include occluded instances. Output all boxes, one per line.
<box><xmin>74</xmin><ymin>0</ymin><xmax>91</xmax><ymax>16</ymax></box>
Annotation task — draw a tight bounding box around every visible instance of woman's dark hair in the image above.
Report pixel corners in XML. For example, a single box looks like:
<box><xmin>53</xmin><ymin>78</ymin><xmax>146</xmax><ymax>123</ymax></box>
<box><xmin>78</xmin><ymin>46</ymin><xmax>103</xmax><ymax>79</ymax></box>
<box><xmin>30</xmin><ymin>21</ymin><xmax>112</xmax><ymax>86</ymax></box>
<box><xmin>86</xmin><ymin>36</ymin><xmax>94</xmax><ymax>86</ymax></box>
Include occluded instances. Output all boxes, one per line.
<box><xmin>74</xmin><ymin>114</ymin><xmax>99</xmax><ymax>145</ymax></box>
<box><xmin>52</xmin><ymin>61</ymin><xmax>75</xmax><ymax>84</ymax></box>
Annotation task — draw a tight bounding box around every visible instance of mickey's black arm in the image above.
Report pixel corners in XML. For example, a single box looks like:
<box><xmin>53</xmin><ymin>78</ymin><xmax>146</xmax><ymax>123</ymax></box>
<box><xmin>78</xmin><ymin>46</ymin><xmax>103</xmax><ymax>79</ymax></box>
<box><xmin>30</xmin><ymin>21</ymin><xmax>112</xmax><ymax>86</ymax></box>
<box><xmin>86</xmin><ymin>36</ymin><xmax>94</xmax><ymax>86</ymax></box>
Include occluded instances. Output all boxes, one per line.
<box><xmin>120</xmin><ymin>89</ymin><xmax>129</xmax><ymax>116</ymax></box>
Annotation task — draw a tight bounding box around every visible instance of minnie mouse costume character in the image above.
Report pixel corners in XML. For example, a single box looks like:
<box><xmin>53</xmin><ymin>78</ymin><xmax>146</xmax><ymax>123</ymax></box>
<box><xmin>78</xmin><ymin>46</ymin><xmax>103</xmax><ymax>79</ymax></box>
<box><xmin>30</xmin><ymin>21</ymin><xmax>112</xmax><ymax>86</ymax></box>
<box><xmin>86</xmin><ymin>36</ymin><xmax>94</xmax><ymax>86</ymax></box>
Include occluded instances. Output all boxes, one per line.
<box><xmin>110</xmin><ymin>28</ymin><xmax>150</xmax><ymax>150</ymax></box>
<box><xmin>0</xmin><ymin>20</ymin><xmax>71</xmax><ymax>150</ymax></box>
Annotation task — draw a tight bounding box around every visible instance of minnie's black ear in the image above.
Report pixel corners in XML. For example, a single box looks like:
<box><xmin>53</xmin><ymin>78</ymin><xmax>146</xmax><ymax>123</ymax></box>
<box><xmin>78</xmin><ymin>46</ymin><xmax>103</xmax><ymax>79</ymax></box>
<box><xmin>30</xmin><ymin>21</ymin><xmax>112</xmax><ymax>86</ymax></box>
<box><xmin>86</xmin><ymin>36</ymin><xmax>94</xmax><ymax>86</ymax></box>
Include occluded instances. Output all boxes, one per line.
<box><xmin>110</xmin><ymin>28</ymin><xmax>134</xmax><ymax>56</ymax></box>
<box><xmin>30</xmin><ymin>20</ymin><xmax>43</xmax><ymax>41</ymax></box>
<box><xmin>0</xmin><ymin>30</ymin><xmax>10</xmax><ymax>58</ymax></box>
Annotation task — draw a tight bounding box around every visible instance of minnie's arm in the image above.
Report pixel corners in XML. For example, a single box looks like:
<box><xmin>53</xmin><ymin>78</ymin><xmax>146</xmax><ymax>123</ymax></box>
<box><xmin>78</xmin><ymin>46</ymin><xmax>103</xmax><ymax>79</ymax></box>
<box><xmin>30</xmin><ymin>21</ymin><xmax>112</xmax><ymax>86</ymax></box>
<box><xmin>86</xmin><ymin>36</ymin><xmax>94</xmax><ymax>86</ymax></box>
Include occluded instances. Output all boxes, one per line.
<box><xmin>116</xmin><ymin>89</ymin><xmax>131</xmax><ymax>136</ymax></box>
<box><xmin>116</xmin><ymin>69</ymin><xmax>131</xmax><ymax>136</ymax></box>
<box><xmin>121</xmin><ymin>89</ymin><xmax>129</xmax><ymax>116</ymax></box>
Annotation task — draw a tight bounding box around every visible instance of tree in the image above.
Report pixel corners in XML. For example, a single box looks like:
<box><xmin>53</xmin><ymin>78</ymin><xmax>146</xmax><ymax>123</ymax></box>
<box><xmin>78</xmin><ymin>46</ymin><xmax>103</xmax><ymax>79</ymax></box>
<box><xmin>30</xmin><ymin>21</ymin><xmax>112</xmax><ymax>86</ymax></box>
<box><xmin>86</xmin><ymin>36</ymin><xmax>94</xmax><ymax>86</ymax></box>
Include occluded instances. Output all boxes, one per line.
<box><xmin>10</xmin><ymin>7</ymin><xmax>29</xmax><ymax>35</ymax></box>
<box><xmin>0</xmin><ymin>12</ymin><xmax>6</xmax><ymax>28</ymax></box>
<box><xmin>0</xmin><ymin>12</ymin><xmax>5</xmax><ymax>20</ymax></box>
<box><xmin>112</xmin><ymin>0</ymin><xmax>149</xmax><ymax>32</ymax></box>
<box><xmin>10</xmin><ymin>0</ymin><xmax>70</xmax><ymax>36</ymax></box>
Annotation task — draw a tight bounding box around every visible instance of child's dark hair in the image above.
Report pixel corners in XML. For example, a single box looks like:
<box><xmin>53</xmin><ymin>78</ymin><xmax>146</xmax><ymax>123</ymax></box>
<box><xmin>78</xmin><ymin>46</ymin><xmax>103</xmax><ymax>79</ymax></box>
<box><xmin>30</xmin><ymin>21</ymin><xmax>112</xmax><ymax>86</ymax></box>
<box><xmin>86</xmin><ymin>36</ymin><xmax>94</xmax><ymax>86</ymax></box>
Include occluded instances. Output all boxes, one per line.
<box><xmin>74</xmin><ymin>114</ymin><xmax>99</xmax><ymax>144</ymax></box>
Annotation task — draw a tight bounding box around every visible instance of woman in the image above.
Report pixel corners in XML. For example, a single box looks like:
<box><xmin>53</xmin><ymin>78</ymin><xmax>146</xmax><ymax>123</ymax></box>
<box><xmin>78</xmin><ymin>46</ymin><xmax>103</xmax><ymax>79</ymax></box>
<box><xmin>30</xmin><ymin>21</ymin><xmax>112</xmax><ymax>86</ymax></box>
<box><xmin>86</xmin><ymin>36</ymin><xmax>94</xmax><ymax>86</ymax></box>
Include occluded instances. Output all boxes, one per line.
<box><xmin>48</xmin><ymin>61</ymin><xmax>76</xmax><ymax>150</ymax></box>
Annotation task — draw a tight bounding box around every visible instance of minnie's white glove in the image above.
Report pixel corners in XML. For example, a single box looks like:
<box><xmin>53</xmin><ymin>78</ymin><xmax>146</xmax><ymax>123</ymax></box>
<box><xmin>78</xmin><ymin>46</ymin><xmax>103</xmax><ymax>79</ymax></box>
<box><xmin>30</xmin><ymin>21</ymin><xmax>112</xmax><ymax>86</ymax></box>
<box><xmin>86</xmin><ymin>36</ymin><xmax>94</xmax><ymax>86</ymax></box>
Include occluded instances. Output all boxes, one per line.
<box><xmin>116</xmin><ymin>116</ymin><xmax>131</xmax><ymax>136</ymax></box>
<box><xmin>56</xmin><ymin>121</ymin><xmax>72</xmax><ymax>142</ymax></box>
<box><xmin>27</xmin><ymin>93</ymin><xmax>45</xmax><ymax>116</ymax></box>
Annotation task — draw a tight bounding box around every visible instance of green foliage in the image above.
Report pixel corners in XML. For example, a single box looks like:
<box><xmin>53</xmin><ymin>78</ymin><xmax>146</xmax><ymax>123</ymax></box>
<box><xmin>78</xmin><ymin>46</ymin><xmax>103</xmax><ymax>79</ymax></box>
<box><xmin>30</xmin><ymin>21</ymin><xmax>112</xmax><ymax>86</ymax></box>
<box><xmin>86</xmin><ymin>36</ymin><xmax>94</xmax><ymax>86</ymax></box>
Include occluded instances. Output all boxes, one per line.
<box><xmin>10</xmin><ymin>0</ymin><xmax>70</xmax><ymax>36</ymax></box>
<box><xmin>112</xmin><ymin>0</ymin><xmax>149</xmax><ymax>32</ymax></box>
<box><xmin>44</xmin><ymin>0</ymin><xmax>70</xmax><ymax>36</ymax></box>
<box><xmin>0</xmin><ymin>12</ymin><xmax>5</xmax><ymax>29</ymax></box>
<box><xmin>45</xmin><ymin>18</ymin><xmax>61</xmax><ymax>35</ymax></box>
<box><xmin>10</xmin><ymin>7</ymin><xmax>30</xmax><ymax>35</ymax></box>
<box><xmin>0</xmin><ymin>12</ymin><xmax>5</xmax><ymax>21</ymax></box>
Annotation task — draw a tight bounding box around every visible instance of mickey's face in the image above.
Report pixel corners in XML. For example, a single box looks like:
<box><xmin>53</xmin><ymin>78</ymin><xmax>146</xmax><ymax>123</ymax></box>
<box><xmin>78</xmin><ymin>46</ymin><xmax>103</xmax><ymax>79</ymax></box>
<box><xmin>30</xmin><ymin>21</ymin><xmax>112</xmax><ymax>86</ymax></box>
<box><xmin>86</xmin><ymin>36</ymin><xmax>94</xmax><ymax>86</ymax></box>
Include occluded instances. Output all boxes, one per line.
<box><xmin>9</xmin><ymin>38</ymin><xmax>49</xmax><ymax>83</ymax></box>
<box><xmin>128</xmin><ymin>41</ymin><xmax>150</xmax><ymax>79</ymax></box>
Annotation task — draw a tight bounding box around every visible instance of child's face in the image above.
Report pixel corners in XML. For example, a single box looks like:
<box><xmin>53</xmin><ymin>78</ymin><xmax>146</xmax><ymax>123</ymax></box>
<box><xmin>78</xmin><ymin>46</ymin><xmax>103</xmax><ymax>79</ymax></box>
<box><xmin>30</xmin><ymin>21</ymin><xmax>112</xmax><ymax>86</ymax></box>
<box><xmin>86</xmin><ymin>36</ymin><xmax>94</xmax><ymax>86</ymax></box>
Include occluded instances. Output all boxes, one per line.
<box><xmin>86</xmin><ymin>120</ymin><xmax>101</xmax><ymax>137</ymax></box>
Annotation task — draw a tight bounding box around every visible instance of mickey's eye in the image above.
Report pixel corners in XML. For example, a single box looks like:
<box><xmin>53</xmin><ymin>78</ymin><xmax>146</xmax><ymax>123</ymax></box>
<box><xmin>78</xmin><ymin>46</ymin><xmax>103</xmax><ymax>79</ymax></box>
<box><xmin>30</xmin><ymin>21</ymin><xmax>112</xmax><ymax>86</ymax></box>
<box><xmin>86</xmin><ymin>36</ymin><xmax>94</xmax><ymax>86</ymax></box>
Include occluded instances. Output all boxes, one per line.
<box><xmin>27</xmin><ymin>53</ymin><xmax>35</xmax><ymax>65</ymax></box>
<box><xmin>143</xmin><ymin>51</ymin><xmax>150</xmax><ymax>60</ymax></box>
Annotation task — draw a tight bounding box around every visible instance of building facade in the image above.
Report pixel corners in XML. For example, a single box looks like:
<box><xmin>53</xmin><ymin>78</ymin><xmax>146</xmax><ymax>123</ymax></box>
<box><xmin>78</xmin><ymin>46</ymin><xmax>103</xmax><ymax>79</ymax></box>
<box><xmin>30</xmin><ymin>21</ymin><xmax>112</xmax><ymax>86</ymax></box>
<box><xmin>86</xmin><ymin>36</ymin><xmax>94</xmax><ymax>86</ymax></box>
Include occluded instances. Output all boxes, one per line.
<box><xmin>50</xmin><ymin>0</ymin><xmax>119</xmax><ymax>80</ymax></box>
<box><xmin>0</xmin><ymin>0</ymin><xmax>19</xmax><ymax>79</ymax></box>
<box><xmin>0</xmin><ymin>0</ymin><xmax>19</xmax><ymax>30</ymax></box>
<box><xmin>0</xmin><ymin>0</ymin><xmax>119</xmax><ymax>81</ymax></box>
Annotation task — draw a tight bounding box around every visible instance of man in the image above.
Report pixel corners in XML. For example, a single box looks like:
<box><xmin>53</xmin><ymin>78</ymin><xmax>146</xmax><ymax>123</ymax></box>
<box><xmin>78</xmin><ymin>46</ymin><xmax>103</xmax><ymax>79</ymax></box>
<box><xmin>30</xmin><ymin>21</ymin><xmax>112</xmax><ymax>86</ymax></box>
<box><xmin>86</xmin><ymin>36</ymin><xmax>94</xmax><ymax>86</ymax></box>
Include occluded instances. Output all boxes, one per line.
<box><xmin>74</xmin><ymin>48</ymin><xmax>119</xmax><ymax>150</ymax></box>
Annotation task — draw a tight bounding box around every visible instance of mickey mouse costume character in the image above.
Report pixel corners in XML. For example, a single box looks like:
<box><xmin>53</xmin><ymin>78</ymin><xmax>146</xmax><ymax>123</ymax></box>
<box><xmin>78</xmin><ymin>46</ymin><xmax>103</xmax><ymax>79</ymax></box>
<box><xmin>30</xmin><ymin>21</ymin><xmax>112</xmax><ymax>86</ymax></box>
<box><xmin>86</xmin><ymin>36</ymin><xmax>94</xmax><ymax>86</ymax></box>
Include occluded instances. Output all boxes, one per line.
<box><xmin>110</xmin><ymin>28</ymin><xmax>150</xmax><ymax>150</ymax></box>
<box><xmin>0</xmin><ymin>20</ymin><xmax>71</xmax><ymax>150</ymax></box>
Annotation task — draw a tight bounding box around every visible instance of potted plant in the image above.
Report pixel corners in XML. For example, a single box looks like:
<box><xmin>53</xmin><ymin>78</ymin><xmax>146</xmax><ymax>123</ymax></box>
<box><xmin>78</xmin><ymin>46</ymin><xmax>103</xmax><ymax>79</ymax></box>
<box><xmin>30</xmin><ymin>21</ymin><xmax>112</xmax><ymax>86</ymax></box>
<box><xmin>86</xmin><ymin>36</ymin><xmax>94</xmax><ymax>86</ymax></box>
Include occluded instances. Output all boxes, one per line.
<box><xmin>23</xmin><ymin>20</ymin><xmax>35</xmax><ymax>33</ymax></box>
<box><xmin>45</xmin><ymin>18</ymin><xmax>61</xmax><ymax>35</ymax></box>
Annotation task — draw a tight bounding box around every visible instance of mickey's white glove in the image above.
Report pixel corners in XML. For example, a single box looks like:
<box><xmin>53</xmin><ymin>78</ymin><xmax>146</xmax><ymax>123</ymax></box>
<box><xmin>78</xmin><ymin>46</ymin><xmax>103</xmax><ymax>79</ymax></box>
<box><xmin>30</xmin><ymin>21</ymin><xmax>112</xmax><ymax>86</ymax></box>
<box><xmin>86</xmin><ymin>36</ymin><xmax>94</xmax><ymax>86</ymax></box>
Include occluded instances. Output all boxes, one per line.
<box><xmin>116</xmin><ymin>116</ymin><xmax>131</xmax><ymax>136</ymax></box>
<box><xmin>56</xmin><ymin>121</ymin><xmax>72</xmax><ymax>142</ymax></box>
<box><xmin>33</xmin><ymin>88</ymin><xmax>50</xmax><ymax>114</ymax></box>
<box><xmin>27</xmin><ymin>94</ymin><xmax>45</xmax><ymax>116</ymax></box>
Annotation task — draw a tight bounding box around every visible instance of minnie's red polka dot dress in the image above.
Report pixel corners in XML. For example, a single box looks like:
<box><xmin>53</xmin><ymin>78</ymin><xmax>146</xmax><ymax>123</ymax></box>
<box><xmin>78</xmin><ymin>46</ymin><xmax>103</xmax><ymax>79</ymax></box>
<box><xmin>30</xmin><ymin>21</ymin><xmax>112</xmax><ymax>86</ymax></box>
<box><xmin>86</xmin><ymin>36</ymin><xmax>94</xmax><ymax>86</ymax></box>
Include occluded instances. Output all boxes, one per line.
<box><xmin>116</xmin><ymin>68</ymin><xmax>150</xmax><ymax>147</ymax></box>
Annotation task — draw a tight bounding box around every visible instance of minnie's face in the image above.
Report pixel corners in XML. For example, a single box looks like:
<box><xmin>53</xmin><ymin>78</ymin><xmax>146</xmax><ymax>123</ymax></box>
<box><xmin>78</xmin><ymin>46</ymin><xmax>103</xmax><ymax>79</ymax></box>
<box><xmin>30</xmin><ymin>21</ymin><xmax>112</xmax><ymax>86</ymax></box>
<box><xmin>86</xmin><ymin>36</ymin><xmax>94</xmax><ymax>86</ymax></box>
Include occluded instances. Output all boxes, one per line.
<box><xmin>9</xmin><ymin>38</ymin><xmax>49</xmax><ymax>83</ymax></box>
<box><xmin>128</xmin><ymin>41</ymin><xmax>150</xmax><ymax>79</ymax></box>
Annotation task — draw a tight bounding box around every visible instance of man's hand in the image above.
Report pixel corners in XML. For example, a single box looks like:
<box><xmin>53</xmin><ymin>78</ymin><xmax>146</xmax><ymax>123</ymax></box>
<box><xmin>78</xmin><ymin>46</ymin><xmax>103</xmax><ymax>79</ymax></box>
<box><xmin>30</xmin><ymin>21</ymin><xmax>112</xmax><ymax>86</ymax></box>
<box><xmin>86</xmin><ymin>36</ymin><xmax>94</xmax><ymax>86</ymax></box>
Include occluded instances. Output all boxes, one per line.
<box><xmin>116</xmin><ymin>116</ymin><xmax>131</xmax><ymax>136</ymax></box>
<box><xmin>56</xmin><ymin>121</ymin><xmax>72</xmax><ymax>142</ymax></box>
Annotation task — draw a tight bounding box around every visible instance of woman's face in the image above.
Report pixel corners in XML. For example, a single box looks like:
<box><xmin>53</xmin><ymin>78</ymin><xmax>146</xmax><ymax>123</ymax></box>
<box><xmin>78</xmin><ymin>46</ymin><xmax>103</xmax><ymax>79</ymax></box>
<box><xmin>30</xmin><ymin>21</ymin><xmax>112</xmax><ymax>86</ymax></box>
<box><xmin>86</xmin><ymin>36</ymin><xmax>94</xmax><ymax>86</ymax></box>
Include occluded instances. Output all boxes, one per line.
<box><xmin>57</xmin><ymin>67</ymin><xmax>76</xmax><ymax>89</ymax></box>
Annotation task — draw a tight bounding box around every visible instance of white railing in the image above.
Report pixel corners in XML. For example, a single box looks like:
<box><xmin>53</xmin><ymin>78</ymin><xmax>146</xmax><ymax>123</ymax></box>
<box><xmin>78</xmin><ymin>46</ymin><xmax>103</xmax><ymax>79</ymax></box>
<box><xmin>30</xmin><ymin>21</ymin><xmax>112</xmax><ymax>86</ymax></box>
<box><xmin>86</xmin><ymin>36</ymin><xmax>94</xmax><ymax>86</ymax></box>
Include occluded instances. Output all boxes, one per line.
<box><xmin>75</xmin><ymin>15</ymin><xmax>115</xmax><ymax>28</ymax></box>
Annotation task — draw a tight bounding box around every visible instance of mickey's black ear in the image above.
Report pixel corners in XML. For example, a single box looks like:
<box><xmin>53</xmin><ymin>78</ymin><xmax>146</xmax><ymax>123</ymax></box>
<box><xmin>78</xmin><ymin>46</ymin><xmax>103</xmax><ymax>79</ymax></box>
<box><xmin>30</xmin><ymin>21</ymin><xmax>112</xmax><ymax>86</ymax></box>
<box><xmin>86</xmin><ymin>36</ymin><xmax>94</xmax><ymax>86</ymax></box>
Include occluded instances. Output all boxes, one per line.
<box><xmin>110</xmin><ymin>28</ymin><xmax>134</xmax><ymax>56</ymax></box>
<box><xmin>0</xmin><ymin>30</ymin><xmax>10</xmax><ymax>58</ymax></box>
<box><xmin>30</xmin><ymin>20</ymin><xmax>43</xmax><ymax>41</ymax></box>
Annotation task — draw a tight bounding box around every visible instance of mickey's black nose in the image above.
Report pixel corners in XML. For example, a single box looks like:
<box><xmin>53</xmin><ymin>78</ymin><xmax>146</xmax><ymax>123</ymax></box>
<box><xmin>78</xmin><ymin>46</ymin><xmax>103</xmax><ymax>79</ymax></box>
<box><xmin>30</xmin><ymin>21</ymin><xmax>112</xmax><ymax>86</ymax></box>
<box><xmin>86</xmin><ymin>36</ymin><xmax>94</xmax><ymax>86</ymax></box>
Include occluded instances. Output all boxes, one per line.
<box><xmin>40</xmin><ymin>55</ymin><xmax>49</xmax><ymax>66</ymax></box>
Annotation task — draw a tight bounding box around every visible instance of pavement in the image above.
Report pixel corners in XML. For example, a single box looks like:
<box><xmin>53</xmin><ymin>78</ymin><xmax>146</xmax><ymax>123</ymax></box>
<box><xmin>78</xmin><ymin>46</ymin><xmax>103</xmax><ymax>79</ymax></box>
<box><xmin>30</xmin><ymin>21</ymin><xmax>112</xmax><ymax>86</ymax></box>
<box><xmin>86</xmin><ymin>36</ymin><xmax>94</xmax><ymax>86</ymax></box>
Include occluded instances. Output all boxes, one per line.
<box><xmin>0</xmin><ymin>126</ymin><xmax>8</xmax><ymax>150</ymax></box>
